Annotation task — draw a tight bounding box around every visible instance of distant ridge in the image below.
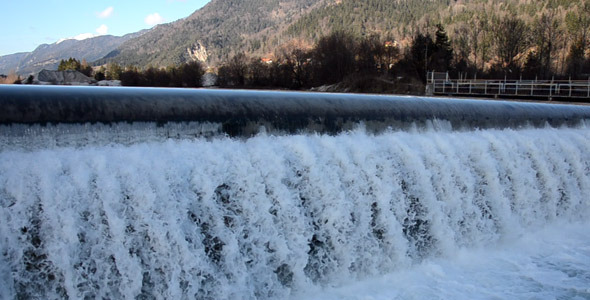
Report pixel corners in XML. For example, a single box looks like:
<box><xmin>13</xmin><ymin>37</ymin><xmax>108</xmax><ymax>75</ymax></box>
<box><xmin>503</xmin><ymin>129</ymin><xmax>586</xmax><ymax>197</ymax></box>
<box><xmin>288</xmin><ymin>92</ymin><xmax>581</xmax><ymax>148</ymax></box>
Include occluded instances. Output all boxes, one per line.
<box><xmin>0</xmin><ymin>31</ymin><xmax>145</xmax><ymax>76</ymax></box>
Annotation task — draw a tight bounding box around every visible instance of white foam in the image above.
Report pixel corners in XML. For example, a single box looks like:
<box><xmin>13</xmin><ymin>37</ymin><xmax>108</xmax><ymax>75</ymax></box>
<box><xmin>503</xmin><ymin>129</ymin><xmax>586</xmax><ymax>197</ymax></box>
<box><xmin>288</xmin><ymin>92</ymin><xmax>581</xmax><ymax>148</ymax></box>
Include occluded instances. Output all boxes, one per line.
<box><xmin>0</xmin><ymin>126</ymin><xmax>589</xmax><ymax>298</ymax></box>
<box><xmin>295</xmin><ymin>221</ymin><xmax>590</xmax><ymax>300</ymax></box>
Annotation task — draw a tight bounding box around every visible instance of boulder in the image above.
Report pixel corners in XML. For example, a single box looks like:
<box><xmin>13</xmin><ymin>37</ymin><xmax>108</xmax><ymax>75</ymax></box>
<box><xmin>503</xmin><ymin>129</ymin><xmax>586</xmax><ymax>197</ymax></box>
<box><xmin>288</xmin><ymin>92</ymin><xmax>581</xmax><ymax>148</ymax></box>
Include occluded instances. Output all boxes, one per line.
<box><xmin>36</xmin><ymin>69</ymin><xmax>96</xmax><ymax>85</ymax></box>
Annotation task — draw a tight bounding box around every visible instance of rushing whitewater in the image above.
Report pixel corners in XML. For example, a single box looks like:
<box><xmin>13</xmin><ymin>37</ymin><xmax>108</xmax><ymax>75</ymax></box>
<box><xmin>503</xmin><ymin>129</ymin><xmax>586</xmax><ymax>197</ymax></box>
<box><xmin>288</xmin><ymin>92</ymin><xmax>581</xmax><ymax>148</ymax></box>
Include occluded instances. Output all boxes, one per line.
<box><xmin>1</xmin><ymin>124</ymin><xmax>589</xmax><ymax>299</ymax></box>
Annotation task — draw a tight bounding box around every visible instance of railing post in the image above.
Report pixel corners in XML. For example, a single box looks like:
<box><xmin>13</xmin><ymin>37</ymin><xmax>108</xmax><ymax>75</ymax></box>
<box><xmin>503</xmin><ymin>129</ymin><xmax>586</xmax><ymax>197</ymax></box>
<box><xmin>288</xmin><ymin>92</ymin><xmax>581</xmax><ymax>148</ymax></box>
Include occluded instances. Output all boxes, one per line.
<box><xmin>531</xmin><ymin>81</ymin><xmax>534</xmax><ymax>96</ymax></box>
<box><xmin>443</xmin><ymin>80</ymin><xmax>445</xmax><ymax>93</ymax></box>
<box><xmin>551</xmin><ymin>76</ymin><xmax>555</xmax><ymax>98</ymax></box>
<box><xmin>469</xmin><ymin>80</ymin><xmax>472</xmax><ymax>94</ymax></box>
<box><xmin>515</xmin><ymin>81</ymin><xmax>518</xmax><ymax>95</ymax></box>
<box><xmin>569</xmin><ymin>77</ymin><xmax>572</xmax><ymax>98</ymax></box>
<box><xmin>484</xmin><ymin>81</ymin><xmax>487</xmax><ymax>94</ymax></box>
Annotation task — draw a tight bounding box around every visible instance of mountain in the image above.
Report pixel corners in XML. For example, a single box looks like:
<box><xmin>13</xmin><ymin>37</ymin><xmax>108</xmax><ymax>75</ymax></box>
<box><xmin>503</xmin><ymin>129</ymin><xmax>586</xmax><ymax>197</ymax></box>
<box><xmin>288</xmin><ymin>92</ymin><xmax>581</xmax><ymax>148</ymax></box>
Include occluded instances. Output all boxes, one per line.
<box><xmin>0</xmin><ymin>53</ymin><xmax>28</xmax><ymax>75</ymax></box>
<box><xmin>0</xmin><ymin>31</ymin><xmax>145</xmax><ymax>75</ymax></box>
<box><xmin>5</xmin><ymin>0</ymin><xmax>583</xmax><ymax>74</ymax></box>
<box><xmin>104</xmin><ymin>0</ymin><xmax>586</xmax><ymax>72</ymax></box>
<box><xmin>103</xmin><ymin>0</ymin><xmax>328</xmax><ymax>67</ymax></box>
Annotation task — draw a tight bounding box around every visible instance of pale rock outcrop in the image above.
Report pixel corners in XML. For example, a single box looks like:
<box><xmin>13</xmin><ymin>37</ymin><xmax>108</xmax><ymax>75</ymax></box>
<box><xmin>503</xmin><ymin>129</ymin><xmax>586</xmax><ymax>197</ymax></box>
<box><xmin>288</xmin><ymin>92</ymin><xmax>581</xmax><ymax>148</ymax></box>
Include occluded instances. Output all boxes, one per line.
<box><xmin>187</xmin><ymin>41</ymin><xmax>208</xmax><ymax>62</ymax></box>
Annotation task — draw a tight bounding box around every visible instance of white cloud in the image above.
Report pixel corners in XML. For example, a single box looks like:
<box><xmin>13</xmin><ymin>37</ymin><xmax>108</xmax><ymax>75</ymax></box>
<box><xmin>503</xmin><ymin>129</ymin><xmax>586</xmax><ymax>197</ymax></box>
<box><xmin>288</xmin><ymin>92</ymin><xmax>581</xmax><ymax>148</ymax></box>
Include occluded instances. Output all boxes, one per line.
<box><xmin>145</xmin><ymin>13</ymin><xmax>166</xmax><ymax>26</ymax></box>
<box><xmin>97</xmin><ymin>6</ymin><xmax>114</xmax><ymax>19</ymax></box>
<box><xmin>96</xmin><ymin>24</ymin><xmax>109</xmax><ymax>35</ymax></box>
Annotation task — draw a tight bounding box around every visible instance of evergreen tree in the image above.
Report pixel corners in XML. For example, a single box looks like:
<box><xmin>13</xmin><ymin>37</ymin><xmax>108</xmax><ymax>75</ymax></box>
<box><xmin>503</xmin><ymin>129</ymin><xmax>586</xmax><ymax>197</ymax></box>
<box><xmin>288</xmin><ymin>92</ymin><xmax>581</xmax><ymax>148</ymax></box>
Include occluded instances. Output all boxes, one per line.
<box><xmin>58</xmin><ymin>58</ymin><xmax>82</xmax><ymax>72</ymax></box>
<box><xmin>406</xmin><ymin>32</ymin><xmax>436</xmax><ymax>82</ymax></box>
<box><xmin>522</xmin><ymin>51</ymin><xmax>542</xmax><ymax>79</ymax></box>
<box><xmin>432</xmin><ymin>24</ymin><xmax>453</xmax><ymax>71</ymax></box>
<box><xmin>106</xmin><ymin>63</ymin><xmax>123</xmax><ymax>80</ymax></box>
<box><xmin>94</xmin><ymin>71</ymin><xmax>106</xmax><ymax>81</ymax></box>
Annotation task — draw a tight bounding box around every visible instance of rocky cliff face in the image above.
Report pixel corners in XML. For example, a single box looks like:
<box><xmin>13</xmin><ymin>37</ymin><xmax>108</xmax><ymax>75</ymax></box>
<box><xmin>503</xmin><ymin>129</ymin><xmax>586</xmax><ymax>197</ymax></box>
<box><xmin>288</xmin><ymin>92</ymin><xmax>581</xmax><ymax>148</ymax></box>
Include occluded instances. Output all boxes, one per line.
<box><xmin>187</xmin><ymin>41</ymin><xmax>208</xmax><ymax>62</ymax></box>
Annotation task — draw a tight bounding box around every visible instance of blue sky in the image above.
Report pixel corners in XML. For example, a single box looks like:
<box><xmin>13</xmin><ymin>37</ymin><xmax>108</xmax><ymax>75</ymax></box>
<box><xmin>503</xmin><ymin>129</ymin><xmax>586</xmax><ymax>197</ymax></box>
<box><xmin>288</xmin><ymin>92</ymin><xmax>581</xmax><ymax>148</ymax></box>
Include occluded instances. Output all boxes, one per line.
<box><xmin>0</xmin><ymin>0</ymin><xmax>211</xmax><ymax>56</ymax></box>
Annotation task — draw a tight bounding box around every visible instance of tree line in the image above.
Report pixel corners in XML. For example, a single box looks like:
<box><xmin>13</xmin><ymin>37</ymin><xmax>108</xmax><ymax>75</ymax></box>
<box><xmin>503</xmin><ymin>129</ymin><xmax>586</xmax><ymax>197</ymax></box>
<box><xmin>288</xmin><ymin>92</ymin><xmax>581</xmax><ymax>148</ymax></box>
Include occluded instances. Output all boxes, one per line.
<box><xmin>215</xmin><ymin>13</ymin><xmax>590</xmax><ymax>94</ymax></box>
<box><xmin>55</xmin><ymin>58</ymin><xmax>206</xmax><ymax>88</ymax></box>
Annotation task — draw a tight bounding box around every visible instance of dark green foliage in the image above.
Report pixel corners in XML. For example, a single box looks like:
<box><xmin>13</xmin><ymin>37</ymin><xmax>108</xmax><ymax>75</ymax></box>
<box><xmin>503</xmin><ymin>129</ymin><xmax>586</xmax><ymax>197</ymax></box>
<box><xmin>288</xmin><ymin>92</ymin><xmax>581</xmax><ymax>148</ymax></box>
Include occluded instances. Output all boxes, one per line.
<box><xmin>405</xmin><ymin>33</ymin><xmax>436</xmax><ymax>82</ymax></box>
<box><xmin>432</xmin><ymin>24</ymin><xmax>453</xmax><ymax>72</ymax></box>
<box><xmin>58</xmin><ymin>57</ymin><xmax>82</xmax><ymax>72</ymax></box>
<box><xmin>287</xmin><ymin>0</ymin><xmax>450</xmax><ymax>40</ymax></box>
<box><xmin>57</xmin><ymin>57</ymin><xmax>92</xmax><ymax>76</ymax></box>
<box><xmin>94</xmin><ymin>71</ymin><xmax>106</xmax><ymax>81</ymax></box>
<box><xmin>522</xmin><ymin>51</ymin><xmax>543</xmax><ymax>79</ymax></box>
<box><xmin>119</xmin><ymin>61</ymin><xmax>205</xmax><ymax>87</ymax></box>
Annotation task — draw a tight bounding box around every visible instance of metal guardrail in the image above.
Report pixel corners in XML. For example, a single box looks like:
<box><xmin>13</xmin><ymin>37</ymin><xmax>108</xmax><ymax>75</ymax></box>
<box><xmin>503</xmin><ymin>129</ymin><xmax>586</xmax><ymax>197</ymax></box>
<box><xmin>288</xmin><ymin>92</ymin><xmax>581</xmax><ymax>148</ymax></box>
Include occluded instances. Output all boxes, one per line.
<box><xmin>428</xmin><ymin>80</ymin><xmax>590</xmax><ymax>99</ymax></box>
<box><xmin>426</xmin><ymin>72</ymin><xmax>590</xmax><ymax>100</ymax></box>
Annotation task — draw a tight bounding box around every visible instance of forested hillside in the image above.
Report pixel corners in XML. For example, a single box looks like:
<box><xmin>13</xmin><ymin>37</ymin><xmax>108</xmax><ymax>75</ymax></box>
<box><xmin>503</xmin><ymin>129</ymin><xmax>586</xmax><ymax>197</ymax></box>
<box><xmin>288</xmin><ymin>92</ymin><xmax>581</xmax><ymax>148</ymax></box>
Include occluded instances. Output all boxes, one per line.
<box><xmin>102</xmin><ymin>0</ymin><xmax>589</xmax><ymax>81</ymax></box>
<box><xmin>286</xmin><ymin>0</ymin><xmax>589</xmax><ymax>75</ymax></box>
<box><xmin>205</xmin><ymin>0</ymin><xmax>590</xmax><ymax>93</ymax></box>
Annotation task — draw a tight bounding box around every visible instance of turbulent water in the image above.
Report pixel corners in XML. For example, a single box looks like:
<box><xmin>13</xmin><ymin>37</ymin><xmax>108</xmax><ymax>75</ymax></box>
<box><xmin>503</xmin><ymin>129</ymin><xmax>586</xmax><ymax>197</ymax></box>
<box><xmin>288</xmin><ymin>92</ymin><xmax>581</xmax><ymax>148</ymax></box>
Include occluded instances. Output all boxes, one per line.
<box><xmin>1</xmin><ymin>124</ymin><xmax>589</xmax><ymax>299</ymax></box>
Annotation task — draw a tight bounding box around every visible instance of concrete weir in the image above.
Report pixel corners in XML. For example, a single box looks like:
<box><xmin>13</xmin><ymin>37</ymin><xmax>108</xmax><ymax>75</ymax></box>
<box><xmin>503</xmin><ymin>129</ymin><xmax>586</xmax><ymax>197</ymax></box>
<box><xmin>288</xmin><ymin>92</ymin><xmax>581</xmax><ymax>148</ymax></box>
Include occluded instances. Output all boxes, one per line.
<box><xmin>1</xmin><ymin>85</ymin><xmax>590</xmax><ymax>136</ymax></box>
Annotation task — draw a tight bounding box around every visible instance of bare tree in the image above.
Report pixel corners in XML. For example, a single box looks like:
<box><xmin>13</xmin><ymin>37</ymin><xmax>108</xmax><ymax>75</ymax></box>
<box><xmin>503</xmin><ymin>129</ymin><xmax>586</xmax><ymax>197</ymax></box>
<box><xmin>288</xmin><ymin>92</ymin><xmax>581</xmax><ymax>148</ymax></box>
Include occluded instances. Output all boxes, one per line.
<box><xmin>382</xmin><ymin>34</ymin><xmax>400</xmax><ymax>73</ymax></box>
<box><xmin>492</xmin><ymin>14</ymin><xmax>528</xmax><ymax>72</ymax></box>
<box><xmin>277</xmin><ymin>41</ymin><xmax>313</xmax><ymax>88</ymax></box>
<box><xmin>566</xmin><ymin>2</ymin><xmax>590</xmax><ymax>51</ymax></box>
<box><xmin>218</xmin><ymin>52</ymin><xmax>248</xmax><ymax>86</ymax></box>
<box><xmin>312</xmin><ymin>31</ymin><xmax>357</xmax><ymax>85</ymax></box>
<box><xmin>531</xmin><ymin>10</ymin><xmax>561</xmax><ymax>78</ymax></box>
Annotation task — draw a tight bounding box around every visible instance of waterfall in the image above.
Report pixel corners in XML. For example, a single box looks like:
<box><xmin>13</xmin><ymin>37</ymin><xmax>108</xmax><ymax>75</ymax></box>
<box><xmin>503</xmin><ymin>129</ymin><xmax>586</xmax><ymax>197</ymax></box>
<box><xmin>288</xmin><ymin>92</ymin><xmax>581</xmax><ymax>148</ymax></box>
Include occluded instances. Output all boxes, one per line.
<box><xmin>1</xmin><ymin>124</ymin><xmax>589</xmax><ymax>299</ymax></box>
